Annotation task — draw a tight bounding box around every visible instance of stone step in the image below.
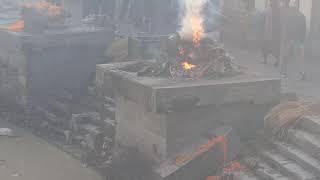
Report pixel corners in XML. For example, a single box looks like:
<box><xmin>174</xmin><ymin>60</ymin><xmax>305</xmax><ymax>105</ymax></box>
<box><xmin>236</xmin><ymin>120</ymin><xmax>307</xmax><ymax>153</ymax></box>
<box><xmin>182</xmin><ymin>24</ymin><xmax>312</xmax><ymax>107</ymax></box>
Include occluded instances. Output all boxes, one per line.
<box><xmin>233</xmin><ymin>171</ymin><xmax>261</xmax><ymax>180</ymax></box>
<box><xmin>260</xmin><ymin>149</ymin><xmax>317</xmax><ymax>180</ymax></box>
<box><xmin>255</xmin><ymin>161</ymin><xmax>291</xmax><ymax>180</ymax></box>
<box><xmin>288</xmin><ymin>129</ymin><xmax>320</xmax><ymax>160</ymax></box>
<box><xmin>299</xmin><ymin>116</ymin><xmax>320</xmax><ymax>135</ymax></box>
<box><xmin>272</xmin><ymin>140</ymin><xmax>320</xmax><ymax>176</ymax></box>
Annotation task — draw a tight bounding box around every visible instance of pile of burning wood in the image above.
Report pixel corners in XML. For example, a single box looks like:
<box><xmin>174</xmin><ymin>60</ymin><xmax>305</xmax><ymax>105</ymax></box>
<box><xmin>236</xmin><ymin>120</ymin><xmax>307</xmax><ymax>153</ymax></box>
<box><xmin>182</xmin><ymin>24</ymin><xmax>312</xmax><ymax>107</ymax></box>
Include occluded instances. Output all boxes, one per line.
<box><xmin>22</xmin><ymin>1</ymin><xmax>68</xmax><ymax>32</ymax></box>
<box><xmin>2</xmin><ymin>1</ymin><xmax>68</xmax><ymax>32</ymax></box>
<box><xmin>130</xmin><ymin>33</ymin><xmax>239</xmax><ymax>80</ymax></box>
<box><xmin>168</xmin><ymin>34</ymin><xmax>237</xmax><ymax>79</ymax></box>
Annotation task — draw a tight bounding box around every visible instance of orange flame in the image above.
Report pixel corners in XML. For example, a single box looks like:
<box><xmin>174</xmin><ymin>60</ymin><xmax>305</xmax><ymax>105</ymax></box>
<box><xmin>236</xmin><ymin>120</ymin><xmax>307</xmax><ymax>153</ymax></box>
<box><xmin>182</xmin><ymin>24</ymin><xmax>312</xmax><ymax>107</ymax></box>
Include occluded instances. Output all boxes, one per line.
<box><xmin>3</xmin><ymin>20</ymin><xmax>25</xmax><ymax>32</ymax></box>
<box><xmin>190</xmin><ymin>15</ymin><xmax>204</xmax><ymax>48</ymax></box>
<box><xmin>182</xmin><ymin>61</ymin><xmax>196</xmax><ymax>70</ymax></box>
<box><xmin>223</xmin><ymin>161</ymin><xmax>245</xmax><ymax>174</ymax></box>
<box><xmin>205</xmin><ymin>161</ymin><xmax>245</xmax><ymax>180</ymax></box>
<box><xmin>175</xmin><ymin>136</ymin><xmax>226</xmax><ymax>166</ymax></box>
<box><xmin>206</xmin><ymin>176</ymin><xmax>221</xmax><ymax>180</ymax></box>
<box><xmin>174</xmin><ymin>133</ymin><xmax>246</xmax><ymax>180</ymax></box>
<box><xmin>23</xmin><ymin>1</ymin><xmax>63</xmax><ymax>17</ymax></box>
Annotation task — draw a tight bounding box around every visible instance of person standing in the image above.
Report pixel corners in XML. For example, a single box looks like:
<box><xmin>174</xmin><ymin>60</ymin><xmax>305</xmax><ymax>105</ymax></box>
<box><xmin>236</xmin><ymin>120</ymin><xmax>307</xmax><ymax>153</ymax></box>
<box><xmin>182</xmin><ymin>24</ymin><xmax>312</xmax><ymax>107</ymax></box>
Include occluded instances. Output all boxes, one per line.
<box><xmin>261</xmin><ymin>0</ymin><xmax>282</xmax><ymax>66</ymax></box>
<box><xmin>280</xmin><ymin>0</ymin><xmax>306</xmax><ymax>79</ymax></box>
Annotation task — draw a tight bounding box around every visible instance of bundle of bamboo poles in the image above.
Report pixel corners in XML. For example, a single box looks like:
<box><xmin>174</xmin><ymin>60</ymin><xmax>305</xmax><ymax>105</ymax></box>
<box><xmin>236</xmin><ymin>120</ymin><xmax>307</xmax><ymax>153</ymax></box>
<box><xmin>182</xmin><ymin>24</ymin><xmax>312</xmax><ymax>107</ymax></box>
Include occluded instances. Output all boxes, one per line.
<box><xmin>264</xmin><ymin>101</ymin><xmax>320</xmax><ymax>139</ymax></box>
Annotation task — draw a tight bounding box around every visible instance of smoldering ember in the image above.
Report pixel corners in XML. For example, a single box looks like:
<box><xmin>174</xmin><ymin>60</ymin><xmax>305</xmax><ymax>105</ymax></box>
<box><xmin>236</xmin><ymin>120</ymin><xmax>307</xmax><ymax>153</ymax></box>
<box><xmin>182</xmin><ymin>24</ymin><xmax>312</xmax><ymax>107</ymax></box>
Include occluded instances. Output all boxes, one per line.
<box><xmin>1</xmin><ymin>0</ymin><xmax>320</xmax><ymax>180</ymax></box>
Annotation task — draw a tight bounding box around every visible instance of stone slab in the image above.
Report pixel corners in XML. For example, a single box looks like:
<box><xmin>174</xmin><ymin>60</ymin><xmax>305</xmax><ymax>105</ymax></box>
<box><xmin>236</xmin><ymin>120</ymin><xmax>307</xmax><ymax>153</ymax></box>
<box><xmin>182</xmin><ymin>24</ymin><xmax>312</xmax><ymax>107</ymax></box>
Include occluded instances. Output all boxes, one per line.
<box><xmin>289</xmin><ymin>129</ymin><xmax>320</xmax><ymax>161</ymax></box>
<box><xmin>272</xmin><ymin>140</ymin><xmax>320</xmax><ymax>176</ymax></box>
<box><xmin>115</xmin><ymin>93</ymin><xmax>261</xmax><ymax>162</ymax></box>
<box><xmin>261</xmin><ymin>149</ymin><xmax>316</xmax><ymax>180</ymax></box>
<box><xmin>0</xmin><ymin>28</ymin><xmax>114</xmax><ymax>106</ymax></box>
<box><xmin>233</xmin><ymin>171</ymin><xmax>261</xmax><ymax>180</ymax></box>
<box><xmin>255</xmin><ymin>161</ymin><xmax>291</xmax><ymax>180</ymax></box>
<box><xmin>97</xmin><ymin>61</ymin><xmax>281</xmax><ymax>113</ymax></box>
<box><xmin>299</xmin><ymin>115</ymin><xmax>320</xmax><ymax>135</ymax></box>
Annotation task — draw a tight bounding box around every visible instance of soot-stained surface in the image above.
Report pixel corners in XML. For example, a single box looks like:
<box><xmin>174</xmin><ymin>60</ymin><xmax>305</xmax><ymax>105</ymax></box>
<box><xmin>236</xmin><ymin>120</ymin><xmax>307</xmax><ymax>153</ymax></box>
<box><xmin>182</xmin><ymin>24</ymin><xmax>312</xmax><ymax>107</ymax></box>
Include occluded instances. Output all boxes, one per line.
<box><xmin>0</xmin><ymin>120</ymin><xmax>103</xmax><ymax>180</ymax></box>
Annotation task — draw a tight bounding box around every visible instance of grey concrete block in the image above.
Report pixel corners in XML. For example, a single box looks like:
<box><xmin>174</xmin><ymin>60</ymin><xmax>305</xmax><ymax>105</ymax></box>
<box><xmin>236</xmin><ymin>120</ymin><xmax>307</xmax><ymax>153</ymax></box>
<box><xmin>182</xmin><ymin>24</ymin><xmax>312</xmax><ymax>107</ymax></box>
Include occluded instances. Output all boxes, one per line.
<box><xmin>98</xmin><ymin>60</ymin><xmax>281</xmax><ymax>179</ymax></box>
<box><xmin>272</xmin><ymin>140</ymin><xmax>320</xmax><ymax>176</ymax></box>
<box><xmin>233</xmin><ymin>171</ymin><xmax>261</xmax><ymax>180</ymax></box>
<box><xmin>261</xmin><ymin>149</ymin><xmax>316</xmax><ymax>180</ymax></box>
<box><xmin>0</xmin><ymin>28</ymin><xmax>114</xmax><ymax>106</ymax></box>
<box><xmin>299</xmin><ymin>116</ymin><xmax>320</xmax><ymax>135</ymax></box>
<box><xmin>254</xmin><ymin>161</ymin><xmax>290</xmax><ymax>180</ymax></box>
<box><xmin>97</xmin><ymin>61</ymin><xmax>281</xmax><ymax>113</ymax></box>
<box><xmin>289</xmin><ymin>129</ymin><xmax>320</xmax><ymax>161</ymax></box>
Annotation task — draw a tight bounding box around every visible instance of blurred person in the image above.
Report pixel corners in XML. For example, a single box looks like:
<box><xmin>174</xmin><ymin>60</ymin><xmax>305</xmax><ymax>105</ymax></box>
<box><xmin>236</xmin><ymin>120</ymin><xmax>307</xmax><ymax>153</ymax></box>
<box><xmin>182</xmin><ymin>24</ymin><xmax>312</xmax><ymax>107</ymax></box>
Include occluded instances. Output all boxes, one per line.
<box><xmin>261</xmin><ymin>0</ymin><xmax>282</xmax><ymax>66</ymax></box>
<box><xmin>280</xmin><ymin>0</ymin><xmax>306</xmax><ymax>79</ymax></box>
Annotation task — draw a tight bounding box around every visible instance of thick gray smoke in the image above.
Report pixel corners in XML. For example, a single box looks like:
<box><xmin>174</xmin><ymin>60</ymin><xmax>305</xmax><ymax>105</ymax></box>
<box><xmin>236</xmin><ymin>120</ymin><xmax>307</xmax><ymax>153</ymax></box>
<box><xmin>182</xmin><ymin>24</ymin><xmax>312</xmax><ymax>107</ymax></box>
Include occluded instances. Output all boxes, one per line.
<box><xmin>177</xmin><ymin>0</ymin><xmax>223</xmax><ymax>40</ymax></box>
<box><xmin>178</xmin><ymin>0</ymin><xmax>208</xmax><ymax>40</ymax></box>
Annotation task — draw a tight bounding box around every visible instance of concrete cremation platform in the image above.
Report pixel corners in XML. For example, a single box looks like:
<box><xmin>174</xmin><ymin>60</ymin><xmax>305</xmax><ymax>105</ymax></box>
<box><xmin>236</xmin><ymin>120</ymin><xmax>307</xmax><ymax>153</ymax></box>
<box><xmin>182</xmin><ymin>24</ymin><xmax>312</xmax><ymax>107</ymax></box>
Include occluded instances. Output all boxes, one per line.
<box><xmin>96</xmin><ymin>61</ymin><xmax>281</xmax><ymax>179</ymax></box>
<box><xmin>0</xmin><ymin>27</ymin><xmax>113</xmax><ymax>106</ymax></box>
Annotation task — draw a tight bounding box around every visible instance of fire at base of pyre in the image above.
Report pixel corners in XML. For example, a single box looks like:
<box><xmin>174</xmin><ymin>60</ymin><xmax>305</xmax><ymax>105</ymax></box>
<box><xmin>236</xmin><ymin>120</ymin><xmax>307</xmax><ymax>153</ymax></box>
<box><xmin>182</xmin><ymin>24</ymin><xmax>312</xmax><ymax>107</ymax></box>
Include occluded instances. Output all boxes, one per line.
<box><xmin>124</xmin><ymin>33</ymin><xmax>241</xmax><ymax>80</ymax></box>
<box><xmin>2</xmin><ymin>1</ymin><xmax>68</xmax><ymax>33</ymax></box>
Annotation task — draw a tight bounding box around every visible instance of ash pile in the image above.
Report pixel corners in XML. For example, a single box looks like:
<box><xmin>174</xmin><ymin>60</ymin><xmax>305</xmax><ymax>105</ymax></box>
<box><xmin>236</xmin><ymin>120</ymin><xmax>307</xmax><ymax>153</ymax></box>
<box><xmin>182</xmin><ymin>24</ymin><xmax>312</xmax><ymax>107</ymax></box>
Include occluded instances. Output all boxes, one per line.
<box><xmin>125</xmin><ymin>33</ymin><xmax>241</xmax><ymax>80</ymax></box>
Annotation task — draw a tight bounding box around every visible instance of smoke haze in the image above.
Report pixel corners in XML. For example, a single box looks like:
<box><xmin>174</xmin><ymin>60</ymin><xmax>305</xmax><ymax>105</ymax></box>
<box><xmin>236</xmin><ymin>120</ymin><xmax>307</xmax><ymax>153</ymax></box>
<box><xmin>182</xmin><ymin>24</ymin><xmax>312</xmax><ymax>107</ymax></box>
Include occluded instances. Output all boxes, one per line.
<box><xmin>178</xmin><ymin>0</ymin><xmax>208</xmax><ymax>39</ymax></box>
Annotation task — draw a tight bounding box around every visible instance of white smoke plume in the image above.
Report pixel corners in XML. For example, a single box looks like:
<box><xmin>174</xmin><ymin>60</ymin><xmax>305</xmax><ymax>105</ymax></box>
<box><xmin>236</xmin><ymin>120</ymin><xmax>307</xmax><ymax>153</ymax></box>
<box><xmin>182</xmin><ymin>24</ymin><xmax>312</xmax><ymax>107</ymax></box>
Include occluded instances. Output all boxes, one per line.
<box><xmin>178</xmin><ymin>0</ymin><xmax>208</xmax><ymax>40</ymax></box>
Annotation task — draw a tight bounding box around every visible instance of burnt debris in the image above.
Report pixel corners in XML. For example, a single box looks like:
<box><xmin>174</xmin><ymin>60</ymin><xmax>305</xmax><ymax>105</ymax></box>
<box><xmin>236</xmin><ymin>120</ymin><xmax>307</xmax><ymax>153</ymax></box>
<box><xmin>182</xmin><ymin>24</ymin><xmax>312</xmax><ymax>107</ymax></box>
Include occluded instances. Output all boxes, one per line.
<box><xmin>122</xmin><ymin>34</ymin><xmax>240</xmax><ymax>80</ymax></box>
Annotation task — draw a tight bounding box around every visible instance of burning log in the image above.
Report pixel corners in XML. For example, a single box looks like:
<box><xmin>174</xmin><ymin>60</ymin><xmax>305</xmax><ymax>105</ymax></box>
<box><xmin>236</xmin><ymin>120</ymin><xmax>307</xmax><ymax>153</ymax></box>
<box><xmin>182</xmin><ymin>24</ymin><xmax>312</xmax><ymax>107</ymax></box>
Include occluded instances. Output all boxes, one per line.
<box><xmin>2</xmin><ymin>1</ymin><xmax>69</xmax><ymax>33</ymax></box>
<box><xmin>131</xmin><ymin>33</ymin><xmax>238</xmax><ymax>80</ymax></box>
<box><xmin>1</xmin><ymin>20</ymin><xmax>24</xmax><ymax>32</ymax></box>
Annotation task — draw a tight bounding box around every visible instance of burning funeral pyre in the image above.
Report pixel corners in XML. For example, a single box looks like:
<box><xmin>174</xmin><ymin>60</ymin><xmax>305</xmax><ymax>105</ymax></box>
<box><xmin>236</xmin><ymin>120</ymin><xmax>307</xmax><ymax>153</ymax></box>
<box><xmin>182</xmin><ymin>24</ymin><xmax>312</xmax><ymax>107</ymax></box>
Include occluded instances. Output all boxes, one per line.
<box><xmin>2</xmin><ymin>1</ymin><xmax>68</xmax><ymax>33</ymax></box>
<box><xmin>167</xmin><ymin>34</ymin><xmax>237</xmax><ymax>79</ymax></box>
<box><xmin>125</xmin><ymin>0</ymin><xmax>239</xmax><ymax>80</ymax></box>
<box><xmin>124</xmin><ymin>32</ymin><xmax>239</xmax><ymax>80</ymax></box>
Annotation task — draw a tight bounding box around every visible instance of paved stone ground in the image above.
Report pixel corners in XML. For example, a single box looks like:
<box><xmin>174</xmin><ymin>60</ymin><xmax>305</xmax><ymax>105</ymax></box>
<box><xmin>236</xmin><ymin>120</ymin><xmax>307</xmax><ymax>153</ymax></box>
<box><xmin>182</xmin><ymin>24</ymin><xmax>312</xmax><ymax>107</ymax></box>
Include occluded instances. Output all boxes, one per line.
<box><xmin>0</xmin><ymin>120</ymin><xmax>104</xmax><ymax>180</ymax></box>
<box><xmin>227</xmin><ymin>45</ymin><xmax>320</xmax><ymax>100</ymax></box>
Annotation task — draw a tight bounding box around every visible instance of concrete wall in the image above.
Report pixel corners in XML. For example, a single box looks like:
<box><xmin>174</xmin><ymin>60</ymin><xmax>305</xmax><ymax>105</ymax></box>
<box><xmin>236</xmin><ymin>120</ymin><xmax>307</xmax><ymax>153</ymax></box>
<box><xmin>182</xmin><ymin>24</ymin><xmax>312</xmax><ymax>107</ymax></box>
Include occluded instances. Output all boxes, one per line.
<box><xmin>0</xmin><ymin>29</ymin><xmax>114</xmax><ymax>107</ymax></box>
<box><xmin>300</xmin><ymin>0</ymin><xmax>312</xmax><ymax>34</ymax></box>
<box><xmin>166</xmin><ymin>102</ymin><xmax>275</xmax><ymax>155</ymax></box>
<box><xmin>113</xmin><ymin>91</ymin><xmax>278</xmax><ymax>164</ymax></box>
<box><xmin>0</xmin><ymin>32</ymin><xmax>27</xmax><ymax>106</ymax></box>
<box><xmin>255</xmin><ymin>0</ymin><xmax>266</xmax><ymax>12</ymax></box>
<box><xmin>115</xmin><ymin>95</ymin><xmax>167</xmax><ymax>163</ymax></box>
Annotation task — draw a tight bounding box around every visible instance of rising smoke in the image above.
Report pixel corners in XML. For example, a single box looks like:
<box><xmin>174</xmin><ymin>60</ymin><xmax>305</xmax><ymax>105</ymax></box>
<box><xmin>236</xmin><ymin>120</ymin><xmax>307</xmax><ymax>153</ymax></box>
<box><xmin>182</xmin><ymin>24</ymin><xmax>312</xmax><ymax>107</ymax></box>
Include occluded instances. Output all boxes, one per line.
<box><xmin>178</xmin><ymin>0</ymin><xmax>223</xmax><ymax>40</ymax></box>
<box><xmin>178</xmin><ymin>0</ymin><xmax>208</xmax><ymax>39</ymax></box>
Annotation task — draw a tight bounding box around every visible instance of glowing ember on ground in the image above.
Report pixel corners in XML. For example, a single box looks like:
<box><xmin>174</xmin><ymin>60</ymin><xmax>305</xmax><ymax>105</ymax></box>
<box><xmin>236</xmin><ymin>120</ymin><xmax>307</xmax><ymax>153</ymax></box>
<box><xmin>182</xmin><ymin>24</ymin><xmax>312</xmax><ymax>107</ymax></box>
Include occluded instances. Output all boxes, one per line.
<box><xmin>182</xmin><ymin>61</ymin><xmax>196</xmax><ymax>70</ymax></box>
<box><xmin>223</xmin><ymin>161</ymin><xmax>245</xmax><ymax>174</ymax></box>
